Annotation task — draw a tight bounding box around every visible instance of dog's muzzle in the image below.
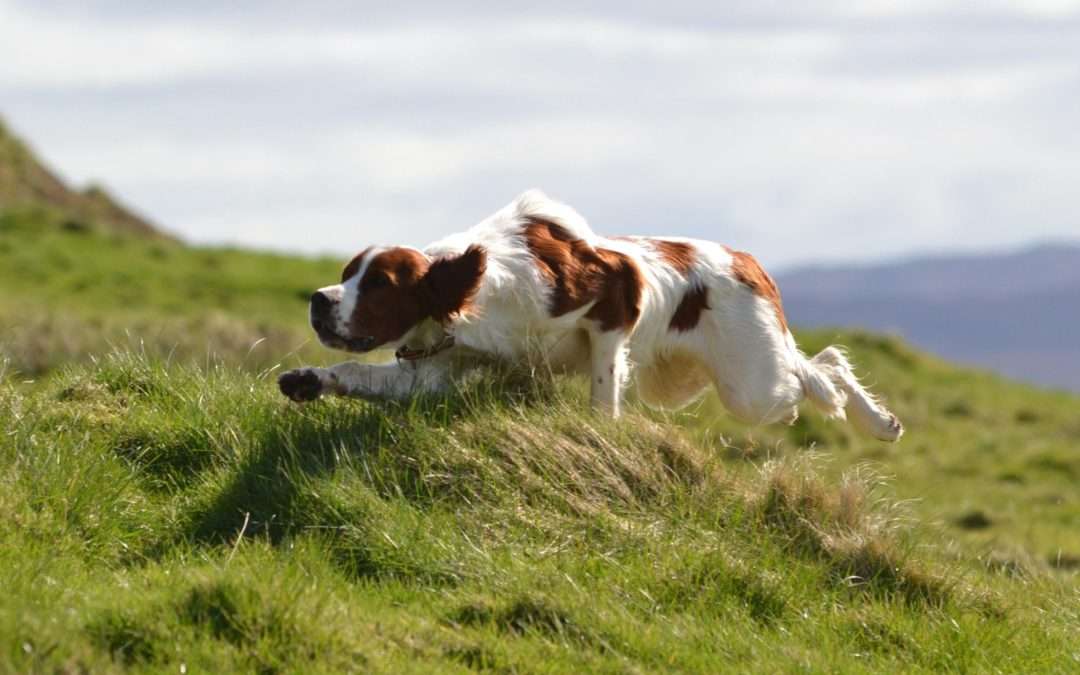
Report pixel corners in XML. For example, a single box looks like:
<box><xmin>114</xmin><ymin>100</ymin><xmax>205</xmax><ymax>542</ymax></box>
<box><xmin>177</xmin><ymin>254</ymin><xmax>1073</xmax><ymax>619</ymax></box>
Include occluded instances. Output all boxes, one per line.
<box><xmin>309</xmin><ymin>292</ymin><xmax>377</xmax><ymax>352</ymax></box>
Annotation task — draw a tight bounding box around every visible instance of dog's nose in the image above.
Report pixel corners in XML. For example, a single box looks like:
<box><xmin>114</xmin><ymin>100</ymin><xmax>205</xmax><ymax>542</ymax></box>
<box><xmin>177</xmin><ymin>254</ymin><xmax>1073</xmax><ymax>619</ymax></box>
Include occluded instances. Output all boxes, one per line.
<box><xmin>310</xmin><ymin>291</ymin><xmax>332</xmax><ymax>315</ymax></box>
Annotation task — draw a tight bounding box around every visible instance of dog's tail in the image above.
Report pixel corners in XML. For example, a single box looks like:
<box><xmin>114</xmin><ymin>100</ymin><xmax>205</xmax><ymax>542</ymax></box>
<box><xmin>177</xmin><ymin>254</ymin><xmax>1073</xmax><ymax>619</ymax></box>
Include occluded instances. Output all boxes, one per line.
<box><xmin>794</xmin><ymin>346</ymin><xmax>904</xmax><ymax>442</ymax></box>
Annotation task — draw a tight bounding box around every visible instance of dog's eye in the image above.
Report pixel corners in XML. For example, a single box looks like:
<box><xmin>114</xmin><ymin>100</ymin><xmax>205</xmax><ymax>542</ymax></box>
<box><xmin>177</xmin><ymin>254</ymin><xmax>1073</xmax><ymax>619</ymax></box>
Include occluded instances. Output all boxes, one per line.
<box><xmin>365</xmin><ymin>272</ymin><xmax>390</xmax><ymax>291</ymax></box>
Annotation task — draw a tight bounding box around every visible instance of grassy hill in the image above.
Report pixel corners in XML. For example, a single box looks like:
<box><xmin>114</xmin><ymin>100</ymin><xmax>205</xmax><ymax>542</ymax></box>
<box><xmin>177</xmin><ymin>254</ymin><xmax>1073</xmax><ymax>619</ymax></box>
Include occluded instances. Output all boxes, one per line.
<box><xmin>3</xmin><ymin>351</ymin><xmax>1078</xmax><ymax>673</ymax></box>
<box><xmin>0</xmin><ymin>118</ymin><xmax>165</xmax><ymax>239</ymax></box>
<box><xmin>2</xmin><ymin>169</ymin><xmax>1079</xmax><ymax>670</ymax></box>
<box><xmin>0</xmin><ymin>205</ymin><xmax>340</xmax><ymax>375</ymax></box>
<box><xmin>1</xmin><ymin>117</ymin><xmax>342</xmax><ymax>375</ymax></box>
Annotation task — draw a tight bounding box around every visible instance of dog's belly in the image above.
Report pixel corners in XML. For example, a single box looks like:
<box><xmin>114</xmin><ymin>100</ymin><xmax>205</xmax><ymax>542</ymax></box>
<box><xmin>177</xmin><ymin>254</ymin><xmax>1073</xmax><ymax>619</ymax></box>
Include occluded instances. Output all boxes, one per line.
<box><xmin>540</xmin><ymin>328</ymin><xmax>592</xmax><ymax>374</ymax></box>
<box><xmin>634</xmin><ymin>349</ymin><xmax>713</xmax><ymax>410</ymax></box>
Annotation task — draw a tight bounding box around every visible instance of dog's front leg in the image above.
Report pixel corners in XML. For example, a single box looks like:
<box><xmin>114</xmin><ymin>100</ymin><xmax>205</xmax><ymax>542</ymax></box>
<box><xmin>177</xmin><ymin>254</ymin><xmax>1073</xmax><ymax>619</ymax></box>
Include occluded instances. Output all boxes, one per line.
<box><xmin>278</xmin><ymin>361</ymin><xmax>444</xmax><ymax>402</ymax></box>
<box><xmin>588</xmin><ymin>331</ymin><xmax>629</xmax><ymax>417</ymax></box>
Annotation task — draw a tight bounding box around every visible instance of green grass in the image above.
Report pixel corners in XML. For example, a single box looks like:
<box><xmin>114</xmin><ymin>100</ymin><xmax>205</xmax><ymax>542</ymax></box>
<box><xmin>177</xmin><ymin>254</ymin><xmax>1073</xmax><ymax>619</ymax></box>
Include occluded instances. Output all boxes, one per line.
<box><xmin>3</xmin><ymin>205</ymin><xmax>1080</xmax><ymax>672</ymax></box>
<box><xmin>0</xmin><ymin>205</ymin><xmax>341</xmax><ymax>375</ymax></box>
<box><xmin>658</xmin><ymin>331</ymin><xmax>1080</xmax><ymax>577</ymax></box>
<box><xmin>3</xmin><ymin>351</ymin><xmax>1078</xmax><ymax>673</ymax></box>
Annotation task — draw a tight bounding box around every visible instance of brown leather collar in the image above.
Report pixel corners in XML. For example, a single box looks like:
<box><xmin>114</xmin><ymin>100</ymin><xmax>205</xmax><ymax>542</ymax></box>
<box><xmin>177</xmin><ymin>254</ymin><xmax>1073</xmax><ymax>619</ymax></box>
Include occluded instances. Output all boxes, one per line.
<box><xmin>395</xmin><ymin>334</ymin><xmax>456</xmax><ymax>362</ymax></box>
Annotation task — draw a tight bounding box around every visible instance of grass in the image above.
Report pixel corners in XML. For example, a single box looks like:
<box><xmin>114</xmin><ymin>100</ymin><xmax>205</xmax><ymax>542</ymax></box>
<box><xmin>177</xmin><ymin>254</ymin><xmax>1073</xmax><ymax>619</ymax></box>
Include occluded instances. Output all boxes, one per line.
<box><xmin>0</xmin><ymin>205</ymin><xmax>341</xmax><ymax>375</ymax></box>
<box><xmin>658</xmin><ymin>331</ymin><xmax>1080</xmax><ymax>578</ymax></box>
<box><xmin>3</xmin><ymin>350</ymin><xmax>1078</xmax><ymax>673</ymax></box>
<box><xmin>3</xmin><ymin>204</ymin><xmax>1080</xmax><ymax>671</ymax></box>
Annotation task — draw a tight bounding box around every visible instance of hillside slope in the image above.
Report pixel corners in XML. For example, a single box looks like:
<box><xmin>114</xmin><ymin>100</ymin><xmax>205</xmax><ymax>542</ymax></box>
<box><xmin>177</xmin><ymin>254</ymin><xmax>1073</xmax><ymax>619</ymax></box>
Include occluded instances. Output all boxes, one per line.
<box><xmin>0</xmin><ymin>204</ymin><xmax>340</xmax><ymax>375</ymax></box>
<box><xmin>2</xmin><ymin>352</ymin><xmax>1078</xmax><ymax>673</ymax></box>
<box><xmin>0</xmin><ymin>117</ymin><xmax>165</xmax><ymax>238</ymax></box>
<box><xmin>0</xmin><ymin>121</ymin><xmax>342</xmax><ymax>375</ymax></box>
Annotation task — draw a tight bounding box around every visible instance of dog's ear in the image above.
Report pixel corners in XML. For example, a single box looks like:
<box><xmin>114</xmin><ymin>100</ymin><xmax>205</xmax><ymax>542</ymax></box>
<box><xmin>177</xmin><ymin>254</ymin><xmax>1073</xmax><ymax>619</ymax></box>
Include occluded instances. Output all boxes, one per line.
<box><xmin>423</xmin><ymin>245</ymin><xmax>487</xmax><ymax>321</ymax></box>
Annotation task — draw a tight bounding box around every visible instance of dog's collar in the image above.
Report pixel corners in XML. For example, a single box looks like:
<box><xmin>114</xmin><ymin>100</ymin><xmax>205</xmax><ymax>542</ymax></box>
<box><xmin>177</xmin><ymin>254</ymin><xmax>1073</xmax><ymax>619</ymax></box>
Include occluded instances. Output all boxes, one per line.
<box><xmin>395</xmin><ymin>333</ymin><xmax>456</xmax><ymax>362</ymax></box>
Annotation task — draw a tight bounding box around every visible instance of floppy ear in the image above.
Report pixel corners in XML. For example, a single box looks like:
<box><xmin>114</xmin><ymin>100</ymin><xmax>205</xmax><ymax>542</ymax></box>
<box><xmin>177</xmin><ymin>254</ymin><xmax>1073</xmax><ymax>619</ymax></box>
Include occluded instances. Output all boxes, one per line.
<box><xmin>423</xmin><ymin>245</ymin><xmax>487</xmax><ymax>321</ymax></box>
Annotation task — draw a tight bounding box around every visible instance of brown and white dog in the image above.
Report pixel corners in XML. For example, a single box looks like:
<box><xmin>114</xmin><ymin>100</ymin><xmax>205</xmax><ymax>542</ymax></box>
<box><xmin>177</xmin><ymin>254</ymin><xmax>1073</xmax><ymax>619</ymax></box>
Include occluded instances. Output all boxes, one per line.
<box><xmin>279</xmin><ymin>190</ymin><xmax>903</xmax><ymax>441</ymax></box>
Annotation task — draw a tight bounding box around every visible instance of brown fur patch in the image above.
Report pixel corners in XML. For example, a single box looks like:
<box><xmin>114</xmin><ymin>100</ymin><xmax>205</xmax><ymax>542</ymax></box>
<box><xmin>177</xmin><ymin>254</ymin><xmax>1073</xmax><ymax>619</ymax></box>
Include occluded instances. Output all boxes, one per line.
<box><xmin>669</xmin><ymin>285</ymin><xmax>710</xmax><ymax>332</ymax></box>
<box><xmin>587</xmin><ymin>248</ymin><xmax>645</xmax><ymax>331</ymax></box>
<box><xmin>348</xmin><ymin>248</ymin><xmax>430</xmax><ymax>348</ymax></box>
<box><xmin>725</xmin><ymin>247</ymin><xmax>788</xmax><ymax>332</ymax></box>
<box><xmin>346</xmin><ymin>246</ymin><xmax>486</xmax><ymax>349</ymax></box>
<box><xmin>649</xmin><ymin>240</ymin><xmax>696</xmax><ymax>275</ymax></box>
<box><xmin>523</xmin><ymin>217</ymin><xmax>644</xmax><ymax>332</ymax></box>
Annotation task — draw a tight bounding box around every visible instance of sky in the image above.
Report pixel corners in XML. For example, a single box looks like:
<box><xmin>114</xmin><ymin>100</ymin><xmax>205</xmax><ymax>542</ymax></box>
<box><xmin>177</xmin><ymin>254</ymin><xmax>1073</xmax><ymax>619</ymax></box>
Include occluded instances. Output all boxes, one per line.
<box><xmin>2</xmin><ymin>0</ymin><xmax>1079</xmax><ymax>269</ymax></box>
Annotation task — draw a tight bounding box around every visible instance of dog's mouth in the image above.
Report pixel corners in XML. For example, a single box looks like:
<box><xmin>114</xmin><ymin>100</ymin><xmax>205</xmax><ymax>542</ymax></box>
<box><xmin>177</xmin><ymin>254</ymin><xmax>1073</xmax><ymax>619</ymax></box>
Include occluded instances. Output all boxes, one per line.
<box><xmin>316</xmin><ymin>330</ymin><xmax>377</xmax><ymax>353</ymax></box>
<box><xmin>342</xmin><ymin>335</ymin><xmax>378</xmax><ymax>352</ymax></box>
<box><xmin>312</xmin><ymin>317</ymin><xmax>378</xmax><ymax>353</ymax></box>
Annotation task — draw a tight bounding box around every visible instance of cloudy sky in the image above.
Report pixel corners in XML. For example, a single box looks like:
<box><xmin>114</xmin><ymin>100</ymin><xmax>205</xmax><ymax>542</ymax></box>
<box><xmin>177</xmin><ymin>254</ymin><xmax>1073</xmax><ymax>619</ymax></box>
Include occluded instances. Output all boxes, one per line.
<box><xmin>2</xmin><ymin>0</ymin><xmax>1078</xmax><ymax>268</ymax></box>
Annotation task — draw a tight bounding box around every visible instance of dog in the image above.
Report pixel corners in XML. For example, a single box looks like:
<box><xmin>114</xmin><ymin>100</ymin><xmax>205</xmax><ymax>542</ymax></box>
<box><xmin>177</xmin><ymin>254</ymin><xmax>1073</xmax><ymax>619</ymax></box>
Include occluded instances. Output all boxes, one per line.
<box><xmin>279</xmin><ymin>190</ymin><xmax>903</xmax><ymax>441</ymax></box>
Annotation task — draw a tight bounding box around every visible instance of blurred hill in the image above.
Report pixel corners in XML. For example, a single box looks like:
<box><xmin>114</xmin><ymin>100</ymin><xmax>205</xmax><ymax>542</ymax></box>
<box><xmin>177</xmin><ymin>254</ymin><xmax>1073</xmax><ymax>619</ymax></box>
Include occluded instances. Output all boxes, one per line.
<box><xmin>0</xmin><ymin>115</ymin><xmax>339</xmax><ymax>375</ymax></box>
<box><xmin>0</xmin><ymin>116</ymin><xmax>167</xmax><ymax>239</ymax></box>
<box><xmin>778</xmin><ymin>244</ymin><xmax>1080</xmax><ymax>392</ymax></box>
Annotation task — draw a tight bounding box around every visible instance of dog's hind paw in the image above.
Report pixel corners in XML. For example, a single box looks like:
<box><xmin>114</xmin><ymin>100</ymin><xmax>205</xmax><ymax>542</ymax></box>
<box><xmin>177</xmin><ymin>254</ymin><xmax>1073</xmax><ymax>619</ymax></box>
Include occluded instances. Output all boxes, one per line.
<box><xmin>278</xmin><ymin>368</ymin><xmax>325</xmax><ymax>402</ymax></box>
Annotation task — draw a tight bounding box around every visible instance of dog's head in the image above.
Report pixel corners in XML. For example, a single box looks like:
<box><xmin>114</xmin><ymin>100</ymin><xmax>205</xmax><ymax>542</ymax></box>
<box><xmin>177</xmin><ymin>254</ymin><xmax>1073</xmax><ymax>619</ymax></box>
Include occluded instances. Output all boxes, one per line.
<box><xmin>309</xmin><ymin>245</ymin><xmax>486</xmax><ymax>353</ymax></box>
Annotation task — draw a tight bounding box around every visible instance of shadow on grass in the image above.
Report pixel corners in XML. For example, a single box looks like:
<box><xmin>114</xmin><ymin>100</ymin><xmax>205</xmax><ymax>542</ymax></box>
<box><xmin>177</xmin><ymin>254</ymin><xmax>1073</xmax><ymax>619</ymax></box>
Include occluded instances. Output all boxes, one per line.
<box><xmin>88</xmin><ymin>578</ymin><xmax>366</xmax><ymax>672</ymax></box>
<box><xmin>182</xmin><ymin>401</ymin><xmax>391</xmax><ymax>546</ymax></box>
<box><xmin>449</xmin><ymin>595</ymin><xmax>615</xmax><ymax>653</ymax></box>
<box><xmin>156</xmin><ymin>369</ymin><xmax>553</xmax><ymax>584</ymax></box>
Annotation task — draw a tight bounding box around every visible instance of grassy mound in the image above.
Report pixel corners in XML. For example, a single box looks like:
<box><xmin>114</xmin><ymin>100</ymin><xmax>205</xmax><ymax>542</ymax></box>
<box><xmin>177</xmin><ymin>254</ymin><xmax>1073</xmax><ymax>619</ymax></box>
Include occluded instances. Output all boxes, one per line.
<box><xmin>2</xmin><ymin>352</ymin><xmax>1077</xmax><ymax>672</ymax></box>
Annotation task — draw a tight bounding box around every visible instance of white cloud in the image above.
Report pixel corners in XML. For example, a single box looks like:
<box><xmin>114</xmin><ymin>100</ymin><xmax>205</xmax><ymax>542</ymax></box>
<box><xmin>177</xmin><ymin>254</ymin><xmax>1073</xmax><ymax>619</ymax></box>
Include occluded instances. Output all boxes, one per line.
<box><xmin>0</xmin><ymin>3</ymin><xmax>834</xmax><ymax>91</ymax></box>
<box><xmin>1</xmin><ymin>0</ymin><xmax>1078</xmax><ymax>267</ymax></box>
<box><xmin>840</xmin><ymin>0</ymin><xmax>1080</xmax><ymax>17</ymax></box>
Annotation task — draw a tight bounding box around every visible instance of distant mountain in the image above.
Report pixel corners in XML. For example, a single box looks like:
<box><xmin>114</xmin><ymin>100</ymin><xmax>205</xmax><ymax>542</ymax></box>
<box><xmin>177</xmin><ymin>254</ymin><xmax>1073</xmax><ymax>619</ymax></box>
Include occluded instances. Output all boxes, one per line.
<box><xmin>777</xmin><ymin>244</ymin><xmax>1080</xmax><ymax>392</ymax></box>
<box><xmin>0</xmin><ymin>116</ymin><xmax>167</xmax><ymax>238</ymax></box>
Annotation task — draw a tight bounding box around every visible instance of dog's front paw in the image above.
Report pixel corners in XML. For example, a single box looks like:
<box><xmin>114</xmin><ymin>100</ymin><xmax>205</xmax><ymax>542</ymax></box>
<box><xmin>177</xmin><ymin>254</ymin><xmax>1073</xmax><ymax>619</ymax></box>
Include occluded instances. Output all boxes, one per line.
<box><xmin>278</xmin><ymin>368</ymin><xmax>325</xmax><ymax>402</ymax></box>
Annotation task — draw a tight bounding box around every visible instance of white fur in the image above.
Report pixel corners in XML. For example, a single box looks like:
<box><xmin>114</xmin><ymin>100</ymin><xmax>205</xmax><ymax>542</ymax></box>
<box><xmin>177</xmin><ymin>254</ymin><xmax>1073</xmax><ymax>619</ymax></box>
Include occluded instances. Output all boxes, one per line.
<box><xmin>286</xmin><ymin>190</ymin><xmax>903</xmax><ymax>441</ymax></box>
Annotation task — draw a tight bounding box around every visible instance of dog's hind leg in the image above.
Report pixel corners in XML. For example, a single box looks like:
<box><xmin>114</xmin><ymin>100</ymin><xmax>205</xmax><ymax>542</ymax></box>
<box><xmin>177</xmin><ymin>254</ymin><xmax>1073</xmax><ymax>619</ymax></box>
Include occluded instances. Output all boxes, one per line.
<box><xmin>795</xmin><ymin>347</ymin><xmax>904</xmax><ymax>441</ymax></box>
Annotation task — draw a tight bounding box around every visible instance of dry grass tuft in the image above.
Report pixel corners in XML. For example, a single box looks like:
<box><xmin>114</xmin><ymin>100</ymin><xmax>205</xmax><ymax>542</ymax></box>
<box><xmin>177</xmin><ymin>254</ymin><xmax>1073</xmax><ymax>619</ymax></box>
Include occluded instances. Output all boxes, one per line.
<box><xmin>751</xmin><ymin>455</ymin><xmax>951</xmax><ymax>606</ymax></box>
<box><xmin>433</xmin><ymin>407</ymin><xmax>715</xmax><ymax>519</ymax></box>
<box><xmin>0</xmin><ymin>309</ymin><xmax>313</xmax><ymax>377</ymax></box>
